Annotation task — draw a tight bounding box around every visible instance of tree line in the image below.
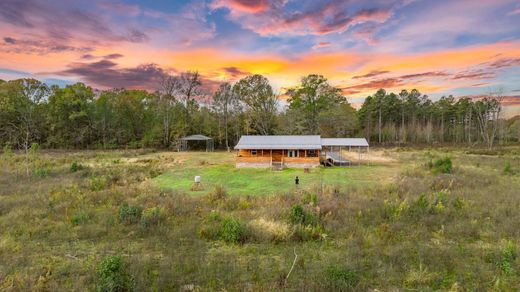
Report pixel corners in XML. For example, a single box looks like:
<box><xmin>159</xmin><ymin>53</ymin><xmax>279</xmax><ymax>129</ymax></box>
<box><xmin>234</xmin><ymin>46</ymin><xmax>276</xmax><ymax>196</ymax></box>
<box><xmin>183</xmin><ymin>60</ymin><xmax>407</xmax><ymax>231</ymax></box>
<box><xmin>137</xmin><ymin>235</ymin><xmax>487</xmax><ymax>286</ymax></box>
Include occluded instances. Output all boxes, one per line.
<box><xmin>1</xmin><ymin>74</ymin><xmax>519</xmax><ymax>151</ymax></box>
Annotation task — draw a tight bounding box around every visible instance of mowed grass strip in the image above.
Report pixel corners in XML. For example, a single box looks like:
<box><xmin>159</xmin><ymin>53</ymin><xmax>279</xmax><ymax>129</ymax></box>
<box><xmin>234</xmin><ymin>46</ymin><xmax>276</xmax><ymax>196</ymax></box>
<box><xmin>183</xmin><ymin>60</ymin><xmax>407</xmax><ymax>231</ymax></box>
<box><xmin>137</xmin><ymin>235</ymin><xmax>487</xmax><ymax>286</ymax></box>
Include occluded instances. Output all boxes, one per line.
<box><xmin>153</xmin><ymin>153</ymin><xmax>397</xmax><ymax>196</ymax></box>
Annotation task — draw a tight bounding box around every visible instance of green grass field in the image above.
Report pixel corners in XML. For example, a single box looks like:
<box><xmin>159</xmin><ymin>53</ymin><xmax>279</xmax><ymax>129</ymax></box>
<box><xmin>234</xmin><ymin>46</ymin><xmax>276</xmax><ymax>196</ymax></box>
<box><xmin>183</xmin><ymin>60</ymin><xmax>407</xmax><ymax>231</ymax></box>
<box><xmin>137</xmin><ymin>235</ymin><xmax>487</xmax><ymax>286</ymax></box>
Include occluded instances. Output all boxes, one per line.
<box><xmin>154</xmin><ymin>156</ymin><xmax>397</xmax><ymax>196</ymax></box>
<box><xmin>1</xmin><ymin>147</ymin><xmax>520</xmax><ymax>291</ymax></box>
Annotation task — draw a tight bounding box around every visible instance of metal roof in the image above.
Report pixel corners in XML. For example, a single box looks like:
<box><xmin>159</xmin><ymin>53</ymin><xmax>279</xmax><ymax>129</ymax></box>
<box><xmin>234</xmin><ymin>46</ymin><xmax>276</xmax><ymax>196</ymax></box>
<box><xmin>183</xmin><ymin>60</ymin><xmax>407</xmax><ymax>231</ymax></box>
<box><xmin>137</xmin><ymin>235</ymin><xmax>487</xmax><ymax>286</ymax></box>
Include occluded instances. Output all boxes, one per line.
<box><xmin>321</xmin><ymin>138</ymin><xmax>369</xmax><ymax>147</ymax></box>
<box><xmin>234</xmin><ymin>135</ymin><xmax>322</xmax><ymax>150</ymax></box>
<box><xmin>180</xmin><ymin>134</ymin><xmax>213</xmax><ymax>140</ymax></box>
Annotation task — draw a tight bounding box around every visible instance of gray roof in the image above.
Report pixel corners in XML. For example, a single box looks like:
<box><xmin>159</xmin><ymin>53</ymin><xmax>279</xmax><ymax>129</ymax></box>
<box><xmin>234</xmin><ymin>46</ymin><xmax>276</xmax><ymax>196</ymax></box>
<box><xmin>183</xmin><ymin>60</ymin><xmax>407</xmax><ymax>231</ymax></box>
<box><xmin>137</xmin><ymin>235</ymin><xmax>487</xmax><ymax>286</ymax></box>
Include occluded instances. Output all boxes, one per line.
<box><xmin>321</xmin><ymin>138</ymin><xmax>369</xmax><ymax>147</ymax></box>
<box><xmin>180</xmin><ymin>134</ymin><xmax>212</xmax><ymax>140</ymax></box>
<box><xmin>235</xmin><ymin>135</ymin><xmax>322</xmax><ymax>150</ymax></box>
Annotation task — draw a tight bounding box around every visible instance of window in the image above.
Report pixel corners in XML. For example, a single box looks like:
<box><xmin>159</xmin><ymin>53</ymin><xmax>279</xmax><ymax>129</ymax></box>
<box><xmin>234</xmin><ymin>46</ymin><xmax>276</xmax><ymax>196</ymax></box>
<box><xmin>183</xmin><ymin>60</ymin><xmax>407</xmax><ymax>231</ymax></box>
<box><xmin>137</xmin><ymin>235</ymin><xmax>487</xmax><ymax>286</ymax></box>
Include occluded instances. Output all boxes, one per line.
<box><xmin>288</xmin><ymin>150</ymin><xmax>299</xmax><ymax>157</ymax></box>
<box><xmin>251</xmin><ymin>149</ymin><xmax>257</xmax><ymax>156</ymax></box>
<box><xmin>308</xmin><ymin>150</ymin><xmax>317</xmax><ymax>157</ymax></box>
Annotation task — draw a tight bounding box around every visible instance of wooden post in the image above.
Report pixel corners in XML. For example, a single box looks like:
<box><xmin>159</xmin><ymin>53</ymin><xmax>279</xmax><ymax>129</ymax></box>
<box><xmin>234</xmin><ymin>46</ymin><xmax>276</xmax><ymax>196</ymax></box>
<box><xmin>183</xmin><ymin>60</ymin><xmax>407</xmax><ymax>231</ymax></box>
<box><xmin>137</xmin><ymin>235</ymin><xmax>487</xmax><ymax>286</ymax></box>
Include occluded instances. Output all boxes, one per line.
<box><xmin>358</xmin><ymin>146</ymin><xmax>361</xmax><ymax>166</ymax></box>
<box><xmin>367</xmin><ymin>145</ymin><xmax>370</xmax><ymax>166</ymax></box>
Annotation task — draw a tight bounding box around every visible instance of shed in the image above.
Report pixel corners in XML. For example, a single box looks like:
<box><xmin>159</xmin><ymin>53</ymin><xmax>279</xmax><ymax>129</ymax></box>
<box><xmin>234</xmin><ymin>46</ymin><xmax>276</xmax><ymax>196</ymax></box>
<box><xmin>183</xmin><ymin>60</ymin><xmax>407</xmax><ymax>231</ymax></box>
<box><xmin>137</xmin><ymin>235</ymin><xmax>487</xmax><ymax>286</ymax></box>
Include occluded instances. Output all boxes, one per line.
<box><xmin>179</xmin><ymin>134</ymin><xmax>214</xmax><ymax>152</ymax></box>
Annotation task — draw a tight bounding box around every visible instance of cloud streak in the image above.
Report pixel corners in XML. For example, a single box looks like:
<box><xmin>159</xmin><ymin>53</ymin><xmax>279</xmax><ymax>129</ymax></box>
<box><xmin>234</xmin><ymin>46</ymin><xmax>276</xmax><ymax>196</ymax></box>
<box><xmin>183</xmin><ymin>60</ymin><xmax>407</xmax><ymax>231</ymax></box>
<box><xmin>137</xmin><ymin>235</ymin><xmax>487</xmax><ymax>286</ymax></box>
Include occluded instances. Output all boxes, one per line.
<box><xmin>212</xmin><ymin>0</ymin><xmax>393</xmax><ymax>36</ymax></box>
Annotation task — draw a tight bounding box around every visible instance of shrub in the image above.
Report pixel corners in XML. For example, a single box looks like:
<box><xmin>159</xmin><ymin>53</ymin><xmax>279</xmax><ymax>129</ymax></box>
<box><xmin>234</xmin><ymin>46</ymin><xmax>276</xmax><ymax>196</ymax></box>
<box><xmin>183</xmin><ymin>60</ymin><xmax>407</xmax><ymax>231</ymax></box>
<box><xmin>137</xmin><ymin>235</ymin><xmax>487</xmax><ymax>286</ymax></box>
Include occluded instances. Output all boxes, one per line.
<box><xmin>2</xmin><ymin>144</ymin><xmax>14</xmax><ymax>166</ymax></box>
<box><xmin>302</xmin><ymin>193</ymin><xmax>318</xmax><ymax>205</ymax></box>
<box><xmin>428</xmin><ymin>157</ymin><xmax>452</xmax><ymax>174</ymax></box>
<box><xmin>95</xmin><ymin>255</ymin><xmax>134</xmax><ymax>292</ymax></box>
<box><xmin>220</xmin><ymin>217</ymin><xmax>244</xmax><ymax>244</ymax></box>
<box><xmin>452</xmin><ymin>197</ymin><xmax>465</xmax><ymax>211</ymax></box>
<box><xmin>70</xmin><ymin>161</ymin><xmax>84</xmax><ymax>172</ymax></box>
<box><xmin>90</xmin><ymin>175</ymin><xmax>107</xmax><ymax>191</ymax></box>
<box><xmin>289</xmin><ymin>204</ymin><xmax>318</xmax><ymax>226</ymax></box>
<box><xmin>291</xmin><ymin>224</ymin><xmax>326</xmax><ymax>241</ymax></box>
<box><xmin>34</xmin><ymin>168</ymin><xmax>49</xmax><ymax>178</ymax></box>
<box><xmin>71</xmin><ymin>211</ymin><xmax>90</xmax><ymax>226</ymax></box>
<box><xmin>415</xmin><ymin>194</ymin><xmax>430</xmax><ymax>210</ymax></box>
<box><xmin>140</xmin><ymin>207</ymin><xmax>163</xmax><ymax>228</ymax></box>
<box><xmin>500</xmin><ymin>241</ymin><xmax>517</xmax><ymax>276</ymax></box>
<box><xmin>290</xmin><ymin>205</ymin><xmax>306</xmax><ymax>224</ymax></box>
<box><xmin>209</xmin><ymin>185</ymin><xmax>227</xmax><ymax>201</ymax></box>
<box><xmin>118</xmin><ymin>202</ymin><xmax>142</xmax><ymax>225</ymax></box>
<box><xmin>503</xmin><ymin>161</ymin><xmax>514</xmax><ymax>175</ymax></box>
<box><xmin>325</xmin><ymin>265</ymin><xmax>359</xmax><ymax>290</ymax></box>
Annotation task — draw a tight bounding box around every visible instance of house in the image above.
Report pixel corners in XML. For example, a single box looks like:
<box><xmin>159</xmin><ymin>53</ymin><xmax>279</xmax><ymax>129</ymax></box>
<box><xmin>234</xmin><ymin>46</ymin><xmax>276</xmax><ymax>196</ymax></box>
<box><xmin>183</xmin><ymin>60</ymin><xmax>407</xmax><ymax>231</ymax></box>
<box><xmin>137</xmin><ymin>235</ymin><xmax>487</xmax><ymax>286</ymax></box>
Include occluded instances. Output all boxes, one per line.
<box><xmin>234</xmin><ymin>135</ymin><xmax>369</xmax><ymax>169</ymax></box>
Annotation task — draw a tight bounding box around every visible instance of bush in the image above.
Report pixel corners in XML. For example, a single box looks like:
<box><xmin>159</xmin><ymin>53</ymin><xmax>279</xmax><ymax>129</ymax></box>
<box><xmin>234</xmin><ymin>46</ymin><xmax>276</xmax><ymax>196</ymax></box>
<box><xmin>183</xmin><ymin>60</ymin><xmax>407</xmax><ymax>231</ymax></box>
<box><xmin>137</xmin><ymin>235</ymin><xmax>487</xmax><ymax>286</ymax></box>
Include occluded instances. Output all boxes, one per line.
<box><xmin>500</xmin><ymin>241</ymin><xmax>517</xmax><ymax>276</ymax></box>
<box><xmin>140</xmin><ymin>207</ymin><xmax>163</xmax><ymax>228</ymax></box>
<box><xmin>325</xmin><ymin>265</ymin><xmax>359</xmax><ymax>290</ymax></box>
<box><xmin>71</xmin><ymin>211</ymin><xmax>90</xmax><ymax>226</ymax></box>
<box><xmin>90</xmin><ymin>175</ymin><xmax>107</xmax><ymax>191</ymax></box>
<box><xmin>289</xmin><ymin>204</ymin><xmax>318</xmax><ymax>226</ymax></box>
<box><xmin>34</xmin><ymin>168</ymin><xmax>49</xmax><ymax>178</ymax></box>
<box><xmin>95</xmin><ymin>255</ymin><xmax>134</xmax><ymax>292</ymax></box>
<box><xmin>291</xmin><ymin>224</ymin><xmax>326</xmax><ymax>241</ymax></box>
<box><xmin>118</xmin><ymin>202</ymin><xmax>142</xmax><ymax>225</ymax></box>
<box><xmin>302</xmin><ymin>193</ymin><xmax>318</xmax><ymax>205</ymax></box>
<box><xmin>409</xmin><ymin>194</ymin><xmax>430</xmax><ymax>216</ymax></box>
<box><xmin>428</xmin><ymin>157</ymin><xmax>452</xmax><ymax>174</ymax></box>
<box><xmin>220</xmin><ymin>217</ymin><xmax>244</xmax><ymax>244</ymax></box>
<box><xmin>209</xmin><ymin>185</ymin><xmax>227</xmax><ymax>201</ymax></box>
<box><xmin>504</xmin><ymin>161</ymin><xmax>514</xmax><ymax>175</ymax></box>
<box><xmin>70</xmin><ymin>161</ymin><xmax>84</xmax><ymax>172</ymax></box>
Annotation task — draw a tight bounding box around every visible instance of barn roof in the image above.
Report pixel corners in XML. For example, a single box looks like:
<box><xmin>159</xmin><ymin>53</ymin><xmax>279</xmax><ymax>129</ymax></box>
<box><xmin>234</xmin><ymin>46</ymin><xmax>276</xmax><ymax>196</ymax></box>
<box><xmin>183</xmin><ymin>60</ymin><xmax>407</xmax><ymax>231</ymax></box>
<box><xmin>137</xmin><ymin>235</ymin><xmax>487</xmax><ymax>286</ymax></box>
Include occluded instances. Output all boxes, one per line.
<box><xmin>234</xmin><ymin>135</ymin><xmax>322</xmax><ymax>150</ymax></box>
<box><xmin>321</xmin><ymin>138</ymin><xmax>369</xmax><ymax>147</ymax></box>
<box><xmin>180</xmin><ymin>134</ymin><xmax>213</xmax><ymax>140</ymax></box>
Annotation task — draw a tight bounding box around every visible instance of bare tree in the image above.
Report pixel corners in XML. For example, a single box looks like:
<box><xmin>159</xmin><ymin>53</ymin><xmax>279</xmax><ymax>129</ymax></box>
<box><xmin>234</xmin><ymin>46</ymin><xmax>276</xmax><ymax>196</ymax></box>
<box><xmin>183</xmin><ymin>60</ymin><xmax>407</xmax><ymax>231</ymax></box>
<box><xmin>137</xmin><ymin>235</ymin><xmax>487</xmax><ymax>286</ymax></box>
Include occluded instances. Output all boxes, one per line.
<box><xmin>212</xmin><ymin>82</ymin><xmax>239</xmax><ymax>151</ymax></box>
<box><xmin>159</xmin><ymin>74</ymin><xmax>182</xmax><ymax>147</ymax></box>
<box><xmin>179</xmin><ymin>71</ymin><xmax>202</xmax><ymax>108</ymax></box>
<box><xmin>474</xmin><ymin>90</ymin><xmax>504</xmax><ymax>149</ymax></box>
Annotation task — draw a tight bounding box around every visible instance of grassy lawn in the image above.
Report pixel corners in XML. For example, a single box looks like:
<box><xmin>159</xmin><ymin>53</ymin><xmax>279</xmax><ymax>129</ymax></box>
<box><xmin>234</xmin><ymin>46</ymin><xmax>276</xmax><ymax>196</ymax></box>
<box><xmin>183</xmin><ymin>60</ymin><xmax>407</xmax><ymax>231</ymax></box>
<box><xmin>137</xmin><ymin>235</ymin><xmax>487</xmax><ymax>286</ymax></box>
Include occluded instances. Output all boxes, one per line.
<box><xmin>2</xmin><ymin>147</ymin><xmax>520</xmax><ymax>291</ymax></box>
<box><xmin>153</xmin><ymin>153</ymin><xmax>398</xmax><ymax>196</ymax></box>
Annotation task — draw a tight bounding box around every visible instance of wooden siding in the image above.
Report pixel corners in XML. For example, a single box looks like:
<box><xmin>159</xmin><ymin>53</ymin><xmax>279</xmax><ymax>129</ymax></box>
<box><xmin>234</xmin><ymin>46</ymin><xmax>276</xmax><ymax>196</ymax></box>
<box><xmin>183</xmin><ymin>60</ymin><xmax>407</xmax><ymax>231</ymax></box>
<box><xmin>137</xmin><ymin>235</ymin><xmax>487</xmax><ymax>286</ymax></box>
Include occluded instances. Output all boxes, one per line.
<box><xmin>236</xmin><ymin>156</ymin><xmax>271</xmax><ymax>163</ymax></box>
<box><xmin>236</xmin><ymin>148</ymin><xmax>321</xmax><ymax>167</ymax></box>
<box><xmin>284</xmin><ymin>157</ymin><xmax>320</xmax><ymax>163</ymax></box>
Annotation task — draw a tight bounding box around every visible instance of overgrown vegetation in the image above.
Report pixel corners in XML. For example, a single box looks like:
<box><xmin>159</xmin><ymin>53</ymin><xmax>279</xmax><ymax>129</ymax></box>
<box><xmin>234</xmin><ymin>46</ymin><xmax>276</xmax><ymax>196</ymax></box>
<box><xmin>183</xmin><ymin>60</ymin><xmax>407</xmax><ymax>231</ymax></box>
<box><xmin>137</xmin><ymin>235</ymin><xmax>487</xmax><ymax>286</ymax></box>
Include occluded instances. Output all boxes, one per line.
<box><xmin>427</xmin><ymin>156</ymin><xmax>453</xmax><ymax>174</ymax></box>
<box><xmin>95</xmin><ymin>256</ymin><xmax>134</xmax><ymax>292</ymax></box>
<box><xmin>1</xmin><ymin>149</ymin><xmax>519</xmax><ymax>290</ymax></box>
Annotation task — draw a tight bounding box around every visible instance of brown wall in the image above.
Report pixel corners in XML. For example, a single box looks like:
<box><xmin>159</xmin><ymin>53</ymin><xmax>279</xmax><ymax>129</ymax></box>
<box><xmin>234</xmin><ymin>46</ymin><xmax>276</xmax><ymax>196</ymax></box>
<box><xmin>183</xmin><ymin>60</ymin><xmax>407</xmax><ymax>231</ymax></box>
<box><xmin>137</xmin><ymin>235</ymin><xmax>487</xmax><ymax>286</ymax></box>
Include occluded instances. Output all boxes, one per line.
<box><xmin>237</xmin><ymin>149</ymin><xmax>320</xmax><ymax>164</ymax></box>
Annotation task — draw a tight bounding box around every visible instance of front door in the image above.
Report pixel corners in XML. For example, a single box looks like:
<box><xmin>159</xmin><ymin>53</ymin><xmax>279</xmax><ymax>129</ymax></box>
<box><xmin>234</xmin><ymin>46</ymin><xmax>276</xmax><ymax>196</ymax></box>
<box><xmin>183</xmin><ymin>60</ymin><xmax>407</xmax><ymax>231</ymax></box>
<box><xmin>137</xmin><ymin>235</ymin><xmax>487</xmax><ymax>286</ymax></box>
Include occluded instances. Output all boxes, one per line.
<box><xmin>272</xmin><ymin>150</ymin><xmax>283</xmax><ymax>162</ymax></box>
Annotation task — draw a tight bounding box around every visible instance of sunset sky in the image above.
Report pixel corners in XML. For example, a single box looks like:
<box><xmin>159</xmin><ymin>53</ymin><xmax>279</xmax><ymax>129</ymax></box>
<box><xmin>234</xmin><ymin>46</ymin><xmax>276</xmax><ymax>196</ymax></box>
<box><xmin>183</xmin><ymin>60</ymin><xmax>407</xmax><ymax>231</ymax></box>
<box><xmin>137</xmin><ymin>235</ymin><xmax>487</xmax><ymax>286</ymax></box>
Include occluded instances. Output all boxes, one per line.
<box><xmin>1</xmin><ymin>0</ymin><xmax>520</xmax><ymax>114</ymax></box>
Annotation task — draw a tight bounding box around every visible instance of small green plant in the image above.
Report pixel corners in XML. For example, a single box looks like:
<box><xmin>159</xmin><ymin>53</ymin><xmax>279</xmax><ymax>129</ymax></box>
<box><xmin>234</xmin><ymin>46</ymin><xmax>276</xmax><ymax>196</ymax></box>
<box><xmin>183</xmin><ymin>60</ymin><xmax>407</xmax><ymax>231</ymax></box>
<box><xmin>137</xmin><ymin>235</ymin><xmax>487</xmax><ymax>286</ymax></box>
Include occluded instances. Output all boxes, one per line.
<box><xmin>289</xmin><ymin>204</ymin><xmax>317</xmax><ymax>226</ymax></box>
<box><xmin>452</xmin><ymin>197</ymin><xmax>465</xmax><ymax>211</ymax></box>
<box><xmin>503</xmin><ymin>161</ymin><xmax>514</xmax><ymax>175</ymax></box>
<box><xmin>71</xmin><ymin>211</ymin><xmax>90</xmax><ymax>226</ymax></box>
<box><xmin>2</xmin><ymin>144</ymin><xmax>14</xmax><ymax>166</ymax></box>
<box><xmin>290</xmin><ymin>204</ymin><xmax>306</xmax><ymax>224</ymax></box>
<box><xmin>500</xmin><ymin>240</ymin><xmax>517</xmax><ymax>276</ymax></box>
<box><xmin>95</xmin><ymin>255</ymin><xmax>134</xmax><ymax>292</ymax></box>
<box><xmin>220</xmin><ymin>217</ymin><xmax>244</xmax><ymax>244</ymax></box>
<box><xmin>428</xmin><ymin>157</ymin><xmax>452</xmax><ymax>174</ymax></box>
<box><xmin>410</xmin><ymin>194</ymin><xmax>430</xmax><ymax>216</ymax></box>
<box><xmin>302</xmin><ymin>193</ymin><xmax>318</xmax><ymax>205</ymax></box>
<box><xmin>34</xmin><ymin>168</ymin><xmax>49</xmax><ymax>178</ymax></box>
<box><xmin>118</xmin><ymin>202</ymin><xmax>142</xmax><ymax>224</ymax></box>
<box><xmin>140</xmin><ymin>207</ymin><xmax>163</xmax><ymax>228</ymax></box>
<box><xmin>90</xmin><ymin>175</ymin><xmax>107</xmax><ymax>191</ymax></box>
<box><xmin>70</xmin><ymin>161</ymin><xmax>84</xmax><ymax>172</ymax></box>
<box><xmin>325</xmin><ymin>265</ymin><xmax>359</xmax><ymax>290</ymax></box>
<box><xmin>209</xmin><ymin>210</ymin><xmax>221</xmax><ymax>221</ymax></box>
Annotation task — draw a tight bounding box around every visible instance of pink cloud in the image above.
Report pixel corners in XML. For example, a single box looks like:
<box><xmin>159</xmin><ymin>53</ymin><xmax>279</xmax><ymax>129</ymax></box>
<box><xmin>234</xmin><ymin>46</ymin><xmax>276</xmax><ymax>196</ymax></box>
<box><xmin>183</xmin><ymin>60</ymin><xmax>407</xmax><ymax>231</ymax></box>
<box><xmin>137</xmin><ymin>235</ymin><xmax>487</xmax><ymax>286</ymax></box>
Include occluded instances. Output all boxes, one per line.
<box><xmin>210</xmin><ymin>0</ymin><xmax>272</xmax><ymax>13</ymax></box>
<box><xmin>211</xmin><ymin>0</ymin><xmax>393</xmax><ymax>36</ymax></box>
<box><xmin>312</xmin><ymin>42</ymin><xmax>332</xmax><ymax>49</ymax></box>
